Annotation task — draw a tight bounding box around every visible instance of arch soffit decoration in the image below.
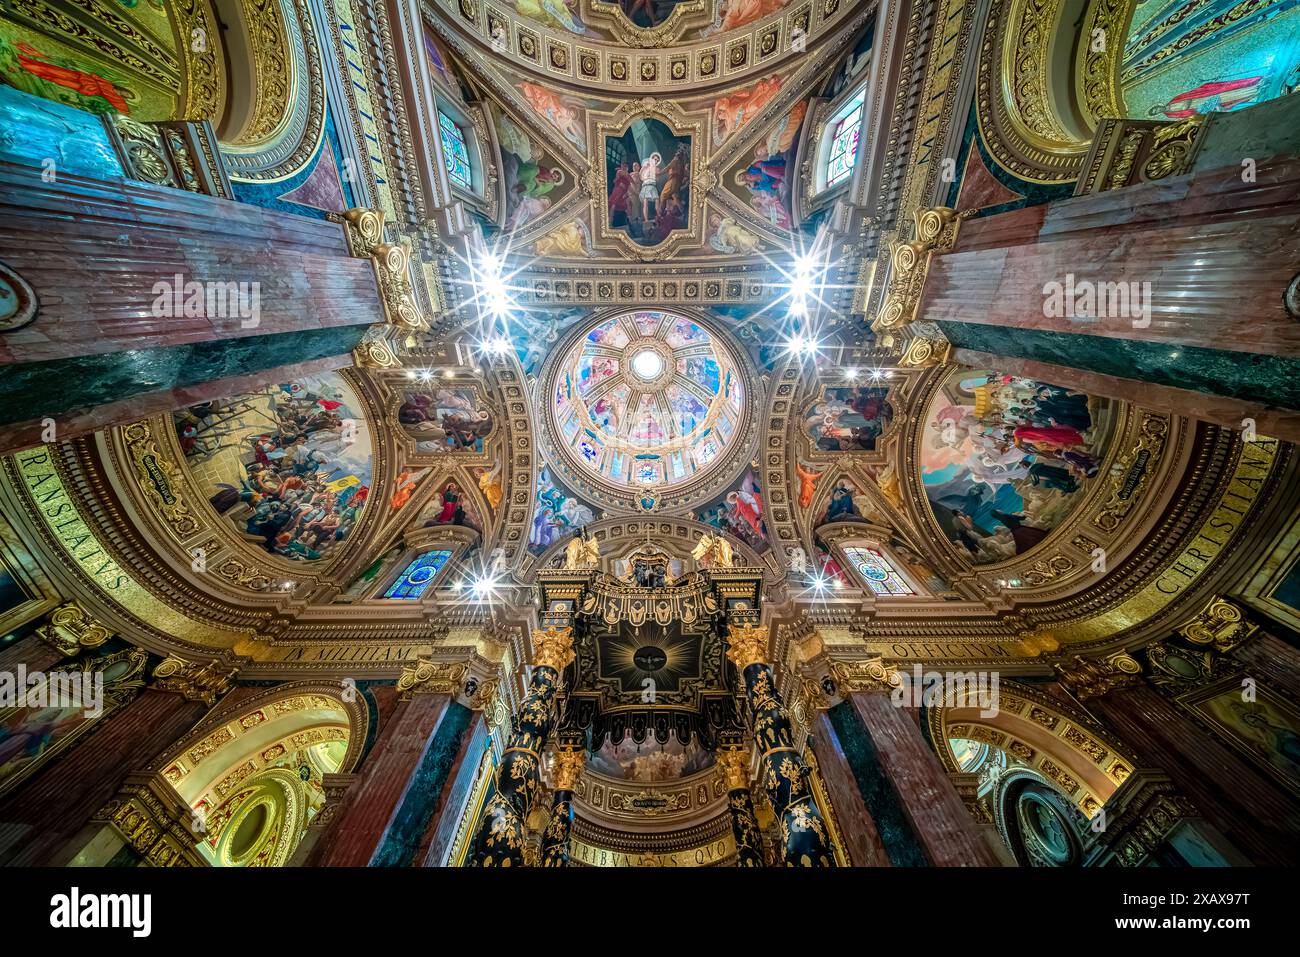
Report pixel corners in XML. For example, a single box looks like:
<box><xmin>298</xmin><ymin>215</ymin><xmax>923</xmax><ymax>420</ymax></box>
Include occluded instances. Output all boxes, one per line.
<box><xmin>145</xmin><ymin>682</ymin><xmax>370</xmax><ymax>797</ymax></box>
<box><xmin>976</xmin><ymin>0</ymin><xmax>1137</xmax><ymax>184</ymax></box>
<box><xmin>420</xmin><ymin>0</ymin><xmax>873</xmax><ymax>94</ymax></box>
<box><xmin>928</xmin><ymin>679</ymin><xmax>1136</xmax><ymax>813</ymax></box>
<box><xmin>216</xmin><ymin>0</ymin><xmax>329</xmax><ymax>182</ymax></box>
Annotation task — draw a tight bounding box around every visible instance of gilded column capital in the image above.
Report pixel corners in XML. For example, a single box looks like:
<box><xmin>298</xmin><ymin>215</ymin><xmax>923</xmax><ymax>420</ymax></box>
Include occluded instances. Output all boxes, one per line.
<box><xmin>551</xmin><ymin>749</ymin><xmax>585</xmax><ymax>792</ymax></box>
<box><xmin>151</xmin><ymin>655</ymin><xmax>238</xmax><ymax>706</ymax></box>
<box><xmin>531</xmin><ymin>626</ymin><xmax>576</xmax><ymax>672</ymax></box>
<box><xmin>1054</xmin><ymin>651</ymin><xmax>1142</xmax><ymax>700</ymax></box>
<box><xmin>828</xmin><ymin>656</ymin><xmax>901</xmax><ymax>694</ymax></box>
<box><xmin>1177</xmin><ymin>597</ymin><xmax>1257</xmax><ymax>653</ymax></box>
<box><xmin>716</xmin><ymin>748</ymin><xmax>751</xmax><ymax>792</ymax></box>
<box><xmin>396</xmin><ymin>658</ymin><xmax>468</xmax><ymax>698</ymax></box>
<box><xmin>726</xmin><ymin>623</ymin><xmax>769</xmax><ymax>670</ymax></box>
<box><xmin>35</xmin><ymin>600</ymin><xmax>112</xmax><ymax>657</ymax></box>
<box><xmin>92</xmin><ymin>772</ymin><xmax>205</xmax><ymax>867</ymax></box>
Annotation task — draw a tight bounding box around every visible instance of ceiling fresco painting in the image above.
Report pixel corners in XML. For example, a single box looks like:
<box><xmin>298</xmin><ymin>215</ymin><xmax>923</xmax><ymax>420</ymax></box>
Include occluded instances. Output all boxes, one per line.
<box><xmin>3</xmin><ymin>0</ymin><xmax>1299</xmax><ymax>884</ymax></box>
<box><xmin>171</xmin><ymin>374</ymin><xmax>374</xmax><ymax>563</ymax></box>
<box><xmin>920</xmin><ymin>372</ymin><xmax>1116</xmax><ymax>566</ymax></box>
<box><xmin>550</xmin><ymin>312</ymin><xmax>745</xmax><ymax>494</ymax></box>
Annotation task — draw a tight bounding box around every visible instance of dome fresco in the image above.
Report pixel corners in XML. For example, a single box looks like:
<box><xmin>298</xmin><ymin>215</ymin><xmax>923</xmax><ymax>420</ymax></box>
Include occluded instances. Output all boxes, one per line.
<box><xmin>551</xmin><ymin>312</ymin><xmax>745</xmax><ymax>492</ymax></box>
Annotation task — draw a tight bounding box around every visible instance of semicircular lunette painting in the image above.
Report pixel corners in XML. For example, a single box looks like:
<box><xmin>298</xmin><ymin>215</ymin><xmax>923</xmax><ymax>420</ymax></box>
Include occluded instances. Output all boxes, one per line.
<box><xmin>920</xmin><ymin>372</ymin><xmax>1118</xmax><ymax>565</ymax></box>
<box><xmin>171</xmin><ymin>373</ymin><xmax>374</xmax><ymax>562</ymax></box>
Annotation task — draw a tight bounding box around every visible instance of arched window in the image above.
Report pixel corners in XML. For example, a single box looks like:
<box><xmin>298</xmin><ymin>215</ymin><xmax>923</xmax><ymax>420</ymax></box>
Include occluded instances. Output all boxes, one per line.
<box><xmin>437</xmin><ymin>109</ymin><xmax>473</xmax><ymax>191</ymax></box>
<box><xmin>384</xmin><ymin>550</ymin><xmax>453</xmax><ymax>599</ymax></box>
<box><xmin>824</xmin><ymin>89</ymin><xmax>865</xmax><ymax>189</ymax></box>
<box><xmin>843</xmin><ymin>545</ymin><xmax>914</xmax><ymax>596</ymax></box>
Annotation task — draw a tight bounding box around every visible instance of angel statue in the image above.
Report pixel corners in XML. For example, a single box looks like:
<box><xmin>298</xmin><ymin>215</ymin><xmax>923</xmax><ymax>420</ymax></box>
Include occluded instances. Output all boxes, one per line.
<box><xmin>564</xmin><ymin>528</ymin><xmax>600</xmax><ymax>569</ymax></box>
<box><xmin>693</xmin><ymin>530</ymin><xmax>735</xmax><ymax>569</ymax></box>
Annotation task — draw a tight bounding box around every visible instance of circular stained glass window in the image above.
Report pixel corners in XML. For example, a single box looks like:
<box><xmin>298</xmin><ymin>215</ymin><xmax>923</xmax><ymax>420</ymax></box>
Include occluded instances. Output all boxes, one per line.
<box><xmin>548</xmin><ymin>311</ymin><xmax>747</xmax><ymax>495</ymax></box>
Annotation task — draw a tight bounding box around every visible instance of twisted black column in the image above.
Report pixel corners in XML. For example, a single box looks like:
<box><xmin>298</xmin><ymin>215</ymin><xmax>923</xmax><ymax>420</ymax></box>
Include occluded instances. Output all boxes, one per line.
<box><xmin>718</xmin><ymin>748</ymin><xmax>764</xmax><ymax>867</ymax></box>
<box><xmin>540</xmin><ymin>749</ymin><xmax>584</xmax><ymax>867</ymax></box>
<box><xmin>728</xmin><ymin>624</ymin><xmax>836</xmax><ymax>867</ymax></box>
<box><xmin>471</xmin><ymin>628</ymin><xmax>573</xmax><ymax>867</ymax></box>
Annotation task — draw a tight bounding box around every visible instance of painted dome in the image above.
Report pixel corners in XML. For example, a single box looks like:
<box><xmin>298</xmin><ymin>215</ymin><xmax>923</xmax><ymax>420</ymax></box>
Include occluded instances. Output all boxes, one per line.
<box><xmin>550</xmin><ymin>311</ymin><xmax>745</xmax><ymax>493</ymax></box>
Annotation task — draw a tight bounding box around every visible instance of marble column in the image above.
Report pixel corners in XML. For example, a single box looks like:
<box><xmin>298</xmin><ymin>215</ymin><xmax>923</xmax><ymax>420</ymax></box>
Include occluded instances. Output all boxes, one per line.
<box><xmin>1059</xmin><ymin>655</ymin><xmax>1300</xmax><ymax>865</ymax></box>
<box><xmin>727</xmin><ymin>624</ymin><xmax>836</xmax><ymax>867</ymax></box>
<box><xmin>287</xmin><ymin>772</ymin><xmax>359</xmax><ymax>867</ymax></box>
<box><xmin>307</xmin><ymin>685</ymin><xmax>463</xmax><ymax>867</ymax></box>
<box><xmin>0</xmin><ymin>161</ymin><xmax>385</xmax><ymax>455</ymax></box>
<box><xmin>470</xmin><ymin>627</ymin><xmax>575</xmax><ymax>867</ymax></box>
<box><xmin>716</xmin><ymin>748</ymin><xmax>764</xmax><ymax>867</ymax></box>
<box><xmin>540</xmin><ymin>748</ymin><xmax>584</xmax><ymax>867</ymax></box>
<box><xmin>917</xmin><ymin>96</ymin><xmax>1300</xmax><ymax>440</ymax></box>
<box><xmin>810</xmin><ymin>712</ymin><xmax>892</xmax><ymax>866</ymax></box>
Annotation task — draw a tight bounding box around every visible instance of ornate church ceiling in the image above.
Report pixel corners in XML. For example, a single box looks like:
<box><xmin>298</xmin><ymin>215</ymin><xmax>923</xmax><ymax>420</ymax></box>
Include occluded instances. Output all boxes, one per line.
<box><xmin>1</xmin><ymin>0</ymin><xmax>1293</xmax><ymax>699</ymax></box>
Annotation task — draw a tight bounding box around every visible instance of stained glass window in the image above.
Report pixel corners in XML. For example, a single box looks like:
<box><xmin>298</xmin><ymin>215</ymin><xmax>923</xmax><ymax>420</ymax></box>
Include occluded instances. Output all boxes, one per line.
<box><xmin>384</xmin><ymin>550</ymin><xmax>452</xmax><ymax>600</ymax></box>
<box><xmin>438</xmin><ymin>110</ymin><xmax>473</xmax><ymax>191</ymax></box>
<box><xmin>843</xmin><ymin>545</ymin><xmax>914</xmax><ymax>596</ymax></box>
<box><xmin>825</xmin><ymin>90</ymin><xmax>865</xmax><ymax>189</ymax></box>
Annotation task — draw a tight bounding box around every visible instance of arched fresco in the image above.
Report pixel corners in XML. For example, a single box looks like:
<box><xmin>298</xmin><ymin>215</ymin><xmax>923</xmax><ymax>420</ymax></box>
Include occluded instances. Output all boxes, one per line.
<box><xmin>172</xmin><ymin>373</ymin><xmax>374</xmax><ymax>563</ymax></box>
<box><xmin>919</xmin><ymin>371</ymin><xmax>1118</xmax><ymax>565</ymax></box>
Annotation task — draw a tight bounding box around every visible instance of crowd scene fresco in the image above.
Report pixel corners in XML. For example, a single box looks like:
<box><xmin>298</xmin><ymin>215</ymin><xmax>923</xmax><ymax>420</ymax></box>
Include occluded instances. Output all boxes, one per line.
<box><xmin>921</xmin><ymin>372</ymin><xmax>1114</xmax><ymax>565</ymax></box>
<box><xmin>173</xmin><ymin>375</ymin><xmax>374</xmax><ymax>563</ymax></box>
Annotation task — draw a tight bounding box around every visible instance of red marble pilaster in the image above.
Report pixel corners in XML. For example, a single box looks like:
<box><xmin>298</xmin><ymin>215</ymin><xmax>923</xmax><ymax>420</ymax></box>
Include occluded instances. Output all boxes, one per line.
<box><xmin>0</xmin><ymin>688</ymin><xmax>209</xmax><ymax>865</ymax></box>
<box><xmin>0</xmin><ymin>634</ymin><xmax>65</xmax><ymax>674</ymax></box>
<box><xmin>1232</xmin><ymin>631</ymin><xmax>1300</xmax><ymax>701</ymax></box>
<box><xmin>1087</xmin><ymin>683</ymin><xmax>1300</xmax><ymax>865</ymax></box>
<box><xmin>306</xmin><ymin>692</ymin><xmax>452</xmax><ymax>867</ymax></box>
<box><xmin>849</xmin><ymin>692</ymin><xmax>1002</xmax><ymax>866</ymax></box>
<box><xmin>812</xmin><ymin>712</ymin><xmax>891</xmax><ymax>867</ymax></box>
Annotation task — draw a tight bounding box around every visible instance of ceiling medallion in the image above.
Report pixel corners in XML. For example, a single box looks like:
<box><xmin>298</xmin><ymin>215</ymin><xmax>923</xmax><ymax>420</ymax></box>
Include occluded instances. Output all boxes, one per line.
<box><xmin>540</xmin><ymin>309</ymin><xmax>761</xmax><ymax>512</ymax></box>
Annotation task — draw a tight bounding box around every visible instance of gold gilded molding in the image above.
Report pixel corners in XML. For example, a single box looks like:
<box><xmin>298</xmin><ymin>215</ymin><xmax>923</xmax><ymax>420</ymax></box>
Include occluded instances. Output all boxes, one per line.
<box><xmin>873</xmin><ymin>207</ymin><xmax>962</xmax><ymax>333</ymax></box>
<box><xmin>532</xmin><ymin>626</ymin><xmax>576</xmax><ymax>672</ymax></box>
<box><xmin>5</xmin><ymin>448</ymin><xmax>249</xmax><ymax>650</ymax></box>
<box><xmin>1053</xmin><ymin>436</ymin><xmax>1281</xmax><ymax>644</ymax></box>
<box><xmin>396</xmin><ymin>658</ymin><xmax>469</xmax><ymax>697</ymax></box>
<box><xmin>340</xmin><ymin>208</ymin><xmax>427</xmax><ymax>331</ymax></box>
<box><xmin>1054</xmin><ymin>651</ymin><xmax>1143</xmax><ymax>700</ymax></box>
<box><xmin>552</xmin><ymin>748</ymin><xmax>586</xmax><ymax>792</ymax></box>
<box><xmin>726</xmin><ymin>623</ymin><xmax>769</xmax><ymax>670</ymax></box>
<box><xmin>1177</xmin><ymin>597</ymin><xmax>1258</xmax><ymax>653</ymax></box>
<box><xmin>152</xmin><ymin>655</ymin><xmax>240</xmax><ymax>705</ymax></box>
<box><xmin>716</xmin><ymin>748</ymin><xmax>751</xmax><ymax>791</ymax></box>
<box><xmin>35</xmin><ymin>600</ymin><xmax>112</xmax><ymax>657</ymax></box>
<box><xmin>828</xmin><ymin>656</ymin><xmax>901</xmax><ymax>693</ymax></box>
<box><xmin>569</xmin><ymin>832</ymin><xmax>735</xmax><ymax>867</ymax></box>
<box><xmin>91</xmin><ymin>773</ymin><xmax>205</xmax><ymax>868</ymax></box>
